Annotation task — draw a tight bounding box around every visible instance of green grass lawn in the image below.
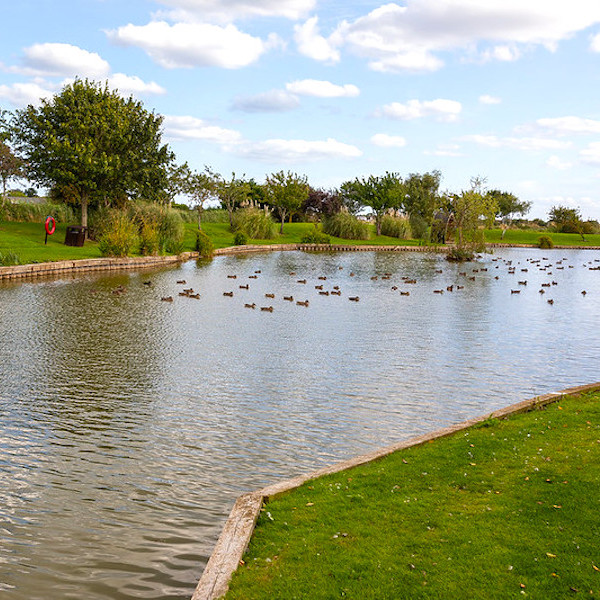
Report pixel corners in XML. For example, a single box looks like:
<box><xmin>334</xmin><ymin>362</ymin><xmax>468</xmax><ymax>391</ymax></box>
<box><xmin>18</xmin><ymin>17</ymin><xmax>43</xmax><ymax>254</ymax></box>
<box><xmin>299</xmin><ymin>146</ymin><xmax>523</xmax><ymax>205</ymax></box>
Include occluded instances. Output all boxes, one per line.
<box><xmin>2</xmin><ymin>220</ymin><xmax>600</xmax><ymax>265</ymax></box>
<box><xmin>225</xmin><ymin>391</ymin><xmax>600</xmax><ymax>600</ymax></box>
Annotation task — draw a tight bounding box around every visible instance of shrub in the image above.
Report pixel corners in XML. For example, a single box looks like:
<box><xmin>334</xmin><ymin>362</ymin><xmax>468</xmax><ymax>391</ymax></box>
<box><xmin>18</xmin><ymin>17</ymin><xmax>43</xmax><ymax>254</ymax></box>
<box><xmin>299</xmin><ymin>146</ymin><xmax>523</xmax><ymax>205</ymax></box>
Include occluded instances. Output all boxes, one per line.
<box><xmin>139</xmin><ymin>222</ymin><xmax>160</xmax><ymax>255</ymax></box>
<box><xmin>231</xmin><ymin>208</ymin><xmax>275</xmax><ymax>239</ymax></box>
<box><xmin>538</xmin><ymin>235</ymin><xmax>554</xmax><ymax>249</ymax></box>
<box><xmin>409</xmin><ymin>214</ymin><xmax>429</xmax><ymax>240</ymax></box>
<box><xmin>98</xmin><ymin>211</ymin><xmax>139</xmax><ymax>257</ymax></box>
<box><xmin>446</xmin><ymin>246</ymin><xmax>475</xmax><ymax>262</ymax></box>
<box><xmin>195</xmin><ymin>230</ymin><xmax>214</xmax><ymax>258</ymax></box>
<box><xmin>233</xmin><ymin>231</ymin><xmax>248</xmax><ymax>245</ymax></box>
<box><xmin>300</xmin><ymin>229</ymin><xmax>331</xmax><ymax>244</ymax></box>
<box><xmin>0</xmin><ymin>250</ymin><xmax>21</xmax><ymax>266</ymax></box>
<box><xmin>380</xmin><ymin>215</ymin><xmax>412</xmax><ymax>239</ymax></box>
<box><xmin>582</xmin><ymin>220</ymin><xmax>600</xmax><ymax>235</ymax></box>
<box><xmin>322</xmin><ymin>212</ymin><xmax>369</xmax><ymax>240</ymax></box>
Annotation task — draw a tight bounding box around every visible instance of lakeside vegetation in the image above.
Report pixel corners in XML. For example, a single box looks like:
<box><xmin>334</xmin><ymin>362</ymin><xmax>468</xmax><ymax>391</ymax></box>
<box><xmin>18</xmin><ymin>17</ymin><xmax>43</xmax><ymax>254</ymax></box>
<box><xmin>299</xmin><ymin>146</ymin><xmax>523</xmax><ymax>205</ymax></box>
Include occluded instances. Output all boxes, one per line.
<box><xmin>225</xmin><ymin>390</ymin><xmax>600</xmax><ymax>600</ymax></box>
<box><xmin>2</xmin><ymin>218</ymin><xmax>600</xmax><ymax>266</ymax></box>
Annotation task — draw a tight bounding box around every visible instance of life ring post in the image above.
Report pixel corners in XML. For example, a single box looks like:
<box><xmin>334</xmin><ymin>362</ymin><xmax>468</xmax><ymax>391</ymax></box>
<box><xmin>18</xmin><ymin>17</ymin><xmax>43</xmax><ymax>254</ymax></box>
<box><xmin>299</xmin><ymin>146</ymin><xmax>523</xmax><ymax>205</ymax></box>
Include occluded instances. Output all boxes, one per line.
<box><xmin>44</xmin><ymin>216</ymin><xmax>56</xmax><ymax>244</ymax></box>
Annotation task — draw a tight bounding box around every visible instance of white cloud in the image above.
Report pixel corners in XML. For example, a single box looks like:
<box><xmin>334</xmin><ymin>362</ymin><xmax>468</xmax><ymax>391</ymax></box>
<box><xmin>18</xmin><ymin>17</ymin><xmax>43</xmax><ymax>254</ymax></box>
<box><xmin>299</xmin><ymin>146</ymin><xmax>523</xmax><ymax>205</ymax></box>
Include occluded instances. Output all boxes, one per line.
<box><xmin>370</xmin><ymin>133</ymin><xmax>407</xmax><ymax>148</ymax></box>
<box><xmin>580</xmin><ymin>142</ymin><xmax>600</xmax><ymax>165</ymax></box>
<box><xmin>378</xmin><ymin>99</ymin><xmax>462</xmax><ymax>122</ymax></box>
<box><xmin>108</xmin><ymin>21</ymin><xmax>272</xmax><ymax>69</ymax></box>
<box><xmin>154</xmin><ymin>0</ymin><xmax>315</xmax><ymax>23</ymax></box>
<box><xmin>294</xmin><ymin>17</ymin><xmax>340</xmax><ymax>63</ymax></box>
<box><xmin>0</xmin><ymin>82</ymin><xmax>55</xmax><ymax>107</ymax></box>
<box><xmin>15</xmin><ymin>43</ymin><xmax>110</xmax><ymax>78</ymax></box>
<box><xmin>232</xmin><ymin>90</ymin><xmax>300</xmax><ymax>112</ymax></box>
<box><xmin>464</xmin><ymin>134</ymin><xmax>572</xmax><ymax>151</ymax></box>
<box><xmin>591</xmin><ymin>33</ymin><xmax>600</xmax><ymax>52</ymax></box>
<box><xmin>163</xmin><ymin>115</ymin><xmax>242</xmax><ymax>145</ymax></box>
<box><xmin>546</xmin><ymin>155</ymin><xmax>573</xmax><ymax>170</ymax></box>
<box><xmin>425</xmin><ymin>143</ymin><xmax>463</xmax><ymax>157</ymax></box>
<box><xmin>285</xmin><ymin>79</ymin><xmax>359</xmax><ymax>98</ymax></box>
<box><xmin>479</xmin><ymin>94</ymin><xmax>502</xmax><ymax>104</ymax></box>
<box><xmin>237</xmin><ymin>137</ymin><xmax>362</xmax><ymax>162</ymax></box>
<box><xmin>535</xmin><ymin>116</ymin><xmax>600</xmax><ymax>135</ymax></box>
<box><xmin>331</xmin><ymin>1</ymin><xmax>600</xmax><ymax>72</ymax></box>
<box><xmin>108</xmin><ymin>73</ymin><xmax>166</xmax><ymax>96</ymax></box>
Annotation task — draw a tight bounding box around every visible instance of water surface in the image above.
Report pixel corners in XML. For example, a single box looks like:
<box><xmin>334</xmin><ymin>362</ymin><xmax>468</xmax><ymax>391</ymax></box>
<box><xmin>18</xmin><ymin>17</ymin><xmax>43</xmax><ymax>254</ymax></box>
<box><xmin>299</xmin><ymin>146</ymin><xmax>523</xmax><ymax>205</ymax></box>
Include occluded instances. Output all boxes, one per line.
<box><xmin>1</xmin><ymin>248</ymin><xmax>599</xmax><ymax>599</ymax></box>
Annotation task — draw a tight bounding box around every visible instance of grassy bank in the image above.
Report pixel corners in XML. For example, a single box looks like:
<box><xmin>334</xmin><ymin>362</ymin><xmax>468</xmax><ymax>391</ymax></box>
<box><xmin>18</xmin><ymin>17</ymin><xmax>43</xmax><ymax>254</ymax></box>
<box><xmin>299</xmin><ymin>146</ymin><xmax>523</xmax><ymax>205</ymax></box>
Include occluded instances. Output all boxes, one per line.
<box><xmin>225</xmin><ymin>390</ymin><xmax>600</xmax><ymax>600</ymax></box>
<box><xmin>2</xmin><ymin>220</ymin><xmax>600</xmax><ymax>265</ymax></box>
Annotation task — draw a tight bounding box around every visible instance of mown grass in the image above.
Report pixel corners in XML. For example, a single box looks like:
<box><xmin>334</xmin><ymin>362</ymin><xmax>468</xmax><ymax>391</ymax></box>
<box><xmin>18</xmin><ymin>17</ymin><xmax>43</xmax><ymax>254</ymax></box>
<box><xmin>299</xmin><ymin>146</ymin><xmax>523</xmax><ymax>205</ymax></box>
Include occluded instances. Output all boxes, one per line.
<box><xmin>226</xmin><ymin>391</ymin><xmax>600</xmax><ymax>600</ymax></box>
<box><xmin>2</xmin><ymin>220</ymin><xmax>600</xmax><ymax>265</ymax></box>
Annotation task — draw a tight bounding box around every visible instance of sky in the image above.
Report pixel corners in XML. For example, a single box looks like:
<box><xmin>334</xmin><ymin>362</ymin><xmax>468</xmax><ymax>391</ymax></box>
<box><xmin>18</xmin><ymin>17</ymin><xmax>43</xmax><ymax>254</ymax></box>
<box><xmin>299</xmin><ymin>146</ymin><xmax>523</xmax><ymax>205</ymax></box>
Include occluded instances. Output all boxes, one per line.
<box><xmin>1</xmin><ymin>0</ymin><xmax>600</xmax><ymax>220</ymax></box>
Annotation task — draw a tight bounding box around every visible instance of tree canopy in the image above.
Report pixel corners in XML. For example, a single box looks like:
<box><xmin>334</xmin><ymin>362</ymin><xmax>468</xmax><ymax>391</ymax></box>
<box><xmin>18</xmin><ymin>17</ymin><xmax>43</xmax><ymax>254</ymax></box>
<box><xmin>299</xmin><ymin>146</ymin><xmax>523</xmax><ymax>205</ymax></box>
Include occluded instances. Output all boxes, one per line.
<box><xmin>12</xmin><ymin>79</ymin><xmax>174</xmax><ymax>229</ymax></box>
<box><xmin>265</xmin><ymin>170</ymin><xmax>309</xmax><ymax>233</ymax></box>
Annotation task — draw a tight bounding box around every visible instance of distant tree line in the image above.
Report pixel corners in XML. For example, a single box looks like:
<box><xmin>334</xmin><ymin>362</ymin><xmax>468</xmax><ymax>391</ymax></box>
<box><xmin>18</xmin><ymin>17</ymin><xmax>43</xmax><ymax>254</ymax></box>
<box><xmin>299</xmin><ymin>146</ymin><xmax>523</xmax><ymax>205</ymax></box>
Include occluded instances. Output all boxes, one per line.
<box><xmin>1</xmin><ymin>79</ymin><xmax>597</xmax><ymax>257</ymax></box>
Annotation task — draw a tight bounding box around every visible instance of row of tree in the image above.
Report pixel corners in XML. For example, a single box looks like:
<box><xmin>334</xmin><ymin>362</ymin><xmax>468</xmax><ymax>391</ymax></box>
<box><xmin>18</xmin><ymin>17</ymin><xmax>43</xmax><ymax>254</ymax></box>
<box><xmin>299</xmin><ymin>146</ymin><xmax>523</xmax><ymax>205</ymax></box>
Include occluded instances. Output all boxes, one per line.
<box><xmin>0</xmin><ymin>78</ymin><xmax>572</xmax><ymax>246</ymax></box>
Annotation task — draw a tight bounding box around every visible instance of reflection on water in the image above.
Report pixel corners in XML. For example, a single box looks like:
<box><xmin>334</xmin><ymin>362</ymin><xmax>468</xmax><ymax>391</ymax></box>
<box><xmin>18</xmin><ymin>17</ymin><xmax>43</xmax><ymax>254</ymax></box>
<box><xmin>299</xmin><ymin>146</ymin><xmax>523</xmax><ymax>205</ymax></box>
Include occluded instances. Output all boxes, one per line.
<box><xmin>1</xmin><ymin>248</ymin><xmax>599</xmax><ymax>599</ymax></box>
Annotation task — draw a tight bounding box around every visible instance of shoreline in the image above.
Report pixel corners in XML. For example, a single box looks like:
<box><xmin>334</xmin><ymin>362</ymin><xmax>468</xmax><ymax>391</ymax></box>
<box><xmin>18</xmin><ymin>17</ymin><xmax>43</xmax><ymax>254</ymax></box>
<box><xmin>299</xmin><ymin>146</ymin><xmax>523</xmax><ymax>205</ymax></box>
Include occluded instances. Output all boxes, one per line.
<box><xmin>192</xmin><ymin>381</ymin><xmax>600</xmax><ymax>600</ymax></box>
<box><xmin>1</xmin><ymin>242</ymin><xmax>599</xmax><ymax>282</ymax></box>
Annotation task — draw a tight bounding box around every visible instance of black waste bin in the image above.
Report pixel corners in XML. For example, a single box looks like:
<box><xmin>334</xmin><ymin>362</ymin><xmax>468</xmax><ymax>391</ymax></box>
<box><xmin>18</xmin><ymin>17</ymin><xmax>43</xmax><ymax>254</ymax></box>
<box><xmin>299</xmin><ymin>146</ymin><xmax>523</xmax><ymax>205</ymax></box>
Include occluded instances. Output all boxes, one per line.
<box><xmin>65</xmin><ymin>226</ymin><xmax>87</xmax><ymax>247</ymax></box>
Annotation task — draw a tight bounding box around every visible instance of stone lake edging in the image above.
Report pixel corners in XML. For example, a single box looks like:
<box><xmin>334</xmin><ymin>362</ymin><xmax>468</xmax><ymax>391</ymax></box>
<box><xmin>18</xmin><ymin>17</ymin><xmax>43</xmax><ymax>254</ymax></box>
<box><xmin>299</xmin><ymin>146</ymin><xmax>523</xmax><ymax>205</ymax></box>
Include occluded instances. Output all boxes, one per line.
<box><xmin>2</xmin><ymin>242</ymin><xmax>600</xmax><ymax>281</ymax></box>
<box><xmin>191</xmin><ymin>381</ymin><xmax>600</xmax><ymax>600</ymax></box>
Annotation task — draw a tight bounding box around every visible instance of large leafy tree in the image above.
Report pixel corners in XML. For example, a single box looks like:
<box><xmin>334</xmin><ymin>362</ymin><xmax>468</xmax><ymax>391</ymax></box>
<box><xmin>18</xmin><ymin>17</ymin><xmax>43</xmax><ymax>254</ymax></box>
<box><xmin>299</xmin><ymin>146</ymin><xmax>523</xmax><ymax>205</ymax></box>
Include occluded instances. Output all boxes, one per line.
<box><xmin>0</xmin><ymin>142</ymin><xmax>23</xmax><ymax>202</ymax></box>
<box><xmin>12</xmin><ymin>79</ymin><xmax>174</xmax><ymax>230</ymax></box>
<box><xmin>265</xmin><ymin>170</ymin><xmax>309</xmax><ymax>233</ymax></box>
<box><xmin>340</xmin><ymin>172</ymin><xmax>404</xmax><ymax>235</ymax></box>
<box><xmin>548</xmin><ymin>204</ymin><xmax>585</xmax><ymax>239</ymax></box>
<box><xmin>402</xmin><ymin>170</ymin><xmax>442</xmax><ymax>223</ymax></box>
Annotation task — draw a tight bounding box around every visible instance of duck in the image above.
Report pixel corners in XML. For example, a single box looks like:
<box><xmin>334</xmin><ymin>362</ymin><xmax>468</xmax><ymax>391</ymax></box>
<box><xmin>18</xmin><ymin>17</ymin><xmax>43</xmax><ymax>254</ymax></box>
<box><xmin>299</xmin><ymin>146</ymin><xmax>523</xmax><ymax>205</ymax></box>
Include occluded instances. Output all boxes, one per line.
<box><xmin>331</xmin><ymin>290</ymin><xmax>341</xmax><ymax>296</ymax></box>
<box><xmin>142</xmin><ymin>281</ymin><xmax>152</xmax><ymax>286</ymax></box>
<box><xmin>319</xmin><ymin>291</ymin><xmax>330</xmax><ymax>296</ymax></box>
<box><xmin>265</xmin><ymin>293</ymin><xmax>275</xmax><ymax>298</ymax></box>
<box><xmin>161</xmin><ymin>296</ymin><xmax>173</xmax><ymax>302</ymax></box>
<box><xmin>547</xmin><ymin>299</ymin><xmax>554</xmax><ymax>305</ymax></box>
<box><xmin>227</xmin><ymin>275</ymin><xmax>237</xmax><ymax>279</ymax></box>
<box><xmin>283</xmin><ymin>296</ymin><xmax>294</xmax><ymax>301</ymax></box>
<box><xmin>261</xmin><ymin>306</ymin><xmax>274</xmax><ymax>312</ymax></box>
<box><xmin>176</xmin><ymin>280</ymin><xmax>186</xmax><ymax>284</ymax></box>
<box><xmin>297</xmin><ymin>279</ymin><xmax>307</xmax><ymax>284</ymax></box>
<box><xmin>433</xmin><ymin>289</ymin><xmax>444</xmax><ymax>294</ymax></box>
<box><xmin>189</xmin><ymin>293</ymin><xmax>200</xmax><ymax>299</ymax></box>
<box><xmin>244</xmin><ymin>303</ymin><xmax>256</xmax><ymax>309</ymax></box>
<box><xmin>315</xmin><ymin>284</ymin><xmax>323</xmax><ymax>290</ymax></box>
<box><xmin>582</xmin><ymin>290</ymin><xmax>587</xmax><ymax>296</ymax></box>
<box><xmin>296</xmin><ymin>300</ymin><xmax>309</xmax><ymax>307</ymax></box>
<box><xmin>318</xmin><ymin>276</ymin><xmax>327</xmax><ymax>280</ymax></box>
<box><xmin>349</xmin><ymin>296</ymin><xmax>360</xmax><ymax>302</ymax></box>
<box><xmin>223</xmin><ymin>291</ymin><xmax>234</xmax><ymax>297</ymax></box>
<box><xmin>400</xmin><ymin>291</ymin><xmax>410</xmax><ymax>296</ymax></box>
<box><xmin>511</xmin><ymin>289</ymin><xmax>520</xmax><ymax>294</ymax></box>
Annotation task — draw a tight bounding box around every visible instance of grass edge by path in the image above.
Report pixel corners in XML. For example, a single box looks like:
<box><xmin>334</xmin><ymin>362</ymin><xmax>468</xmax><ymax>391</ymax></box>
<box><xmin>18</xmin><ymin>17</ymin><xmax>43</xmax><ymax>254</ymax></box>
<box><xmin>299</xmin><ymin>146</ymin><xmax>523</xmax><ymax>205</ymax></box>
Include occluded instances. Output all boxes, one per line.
<box><xmin>192</xmin><ymin>382</ymin><xmax>600</xmax><ymax>600</ymax></box>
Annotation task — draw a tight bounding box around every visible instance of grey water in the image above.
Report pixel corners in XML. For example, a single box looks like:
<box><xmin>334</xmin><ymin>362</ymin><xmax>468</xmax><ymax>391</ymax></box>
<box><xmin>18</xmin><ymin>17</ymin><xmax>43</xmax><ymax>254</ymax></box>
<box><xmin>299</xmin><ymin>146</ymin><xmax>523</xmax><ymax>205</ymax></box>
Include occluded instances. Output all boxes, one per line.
<box><xmin>0</xmin><ymin>248</ymin><xmax>599</xmax><ymax>599</ymax></box>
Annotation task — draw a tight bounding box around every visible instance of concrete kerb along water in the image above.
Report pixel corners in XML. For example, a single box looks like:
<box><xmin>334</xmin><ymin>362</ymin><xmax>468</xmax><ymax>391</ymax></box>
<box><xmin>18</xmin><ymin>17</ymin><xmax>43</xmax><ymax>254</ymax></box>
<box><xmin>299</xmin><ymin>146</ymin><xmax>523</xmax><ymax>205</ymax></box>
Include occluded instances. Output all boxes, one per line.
<box><xmin>191</xmin><ymin>381</ymin><xmax>600</xmax><ymax>600</ymax></box>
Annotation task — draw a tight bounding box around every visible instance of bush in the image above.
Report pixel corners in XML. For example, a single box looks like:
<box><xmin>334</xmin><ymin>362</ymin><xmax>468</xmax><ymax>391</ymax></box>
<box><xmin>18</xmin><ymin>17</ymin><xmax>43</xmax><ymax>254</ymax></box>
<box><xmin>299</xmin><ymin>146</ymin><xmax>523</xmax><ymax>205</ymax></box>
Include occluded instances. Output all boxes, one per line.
<box><xmin>380</xmin><ymin>215</ymin><xmax>412</xmax><ymax>239</ymax></box>
<box><xmin>139</xmin><ymin>222</ymin><xmax>161</xmax><ymax>255</ymax></box>
<box><xmin>233</xmin><ymin>231</ymin><xmax>248</xmax><ymax>245</ymax></box>
<box><xmin>0</xmin><ymin>250</ymin><xmax>21</xmax><ymax>266</ymax></box>
<box><xmin>322</xmin><ymin>212</ymin><xmax>369</xmax><ymax>240</ymax></box>
<box><xmin>98</xmin><ymin>211</ymin><xmax>139</xmax><ymax>256</ymax></box>
<box><xmin>231</xmin><ymin>208</ymin><xmax>275</xmax><ymax>239</ymax></box>
<box><xmin>538</xmin><ymin>235</ymin><xmax>554</xmax><ymax>249</ymax></box>
<box><xmin>195</xmin><ymin>230</ymin><xmax>214</xmax><ymax>258</ymax></box>
<box><xmin>409</xmin><ymin>214</ymin><xmax>429</xmax><ymax>240</ymax></box>
<box><xmin>582</xmin><ymin>220</ymin><xmax>600</xmax><ymax>235</ymax></box>
<box><xmin>202</xmin><ymin>208</ymin><xmax>229</xmax><ymax>223</ymax></box>
<box><xmin>446</xmin><ymin>246</ymin><xmax>475</xmax><ymax>262</ymax></box>
<box><xmin>300</xmin><ymin>229</ymin><xmax>331</xmax><ymax>244</ymax></box>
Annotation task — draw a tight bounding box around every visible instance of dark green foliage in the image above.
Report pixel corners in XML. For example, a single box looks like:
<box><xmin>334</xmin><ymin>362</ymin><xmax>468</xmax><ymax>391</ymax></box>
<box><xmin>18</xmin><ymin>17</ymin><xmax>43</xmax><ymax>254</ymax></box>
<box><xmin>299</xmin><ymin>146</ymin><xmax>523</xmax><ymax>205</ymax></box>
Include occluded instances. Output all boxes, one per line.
<box><xmin>233</xmin><ymin>231</ymin><xmax>248</xmax><ymax>245</ymax></box>
<box><xmin>322</xmin><ymin>212</ymin><xmax>369</xmax><ymax>240</ymax></box>
<box><xmin>409</xmin><ymin>213</ymin><xmax>429</xmax><ymax>240</ymax></box>
<box><xmin>538</xmin><ymin>235</ymin><xmax>554</xmax><ymax>249</ymax></box>
<box><xmin>380</xmin><ymin>214</ymin><xmax>411</xmax><ymax>239</ymax></box>
<box><xmin>446</xmin><ymin>246</ymin><xmax>475</xmax><ymax>261</ymax></box>
<box><xmin>231</xmin><ymin>207</ymin><xmax>275</xmax><ymax>239</ymax></box>
<box><xmin>195</xmin><ymin>230</ymin><xmax>214</xmax><ymax>257</ymax></box>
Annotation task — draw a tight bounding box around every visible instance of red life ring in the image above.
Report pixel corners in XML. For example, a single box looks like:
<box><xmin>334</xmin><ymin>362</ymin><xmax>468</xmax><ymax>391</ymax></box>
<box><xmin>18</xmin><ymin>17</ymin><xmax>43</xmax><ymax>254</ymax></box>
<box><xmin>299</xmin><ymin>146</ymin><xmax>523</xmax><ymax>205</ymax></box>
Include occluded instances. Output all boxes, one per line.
<box><xmin>45</xmin><ymin>216</ymin><xmax>56</xmax><ymax>235</ymax></box>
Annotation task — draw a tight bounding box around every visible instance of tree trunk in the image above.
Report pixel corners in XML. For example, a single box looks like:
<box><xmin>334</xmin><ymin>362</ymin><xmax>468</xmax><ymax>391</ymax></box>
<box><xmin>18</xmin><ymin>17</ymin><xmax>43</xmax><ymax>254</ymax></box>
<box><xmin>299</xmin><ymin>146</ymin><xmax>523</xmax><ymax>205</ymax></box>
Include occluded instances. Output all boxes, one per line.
<box><xmin>80</xmin><ymin>193</ymin><xmax>89</xmax><ymax>237</ymax></box>
<box><xmin>197</xmin><ymin>205</ymin><xmax>203</xmax><ymax>231</ymax></box>
<box><xmin>280</xmin><ymin>210</ymin><xmax>286</xmax><ymax>234</ymax></box>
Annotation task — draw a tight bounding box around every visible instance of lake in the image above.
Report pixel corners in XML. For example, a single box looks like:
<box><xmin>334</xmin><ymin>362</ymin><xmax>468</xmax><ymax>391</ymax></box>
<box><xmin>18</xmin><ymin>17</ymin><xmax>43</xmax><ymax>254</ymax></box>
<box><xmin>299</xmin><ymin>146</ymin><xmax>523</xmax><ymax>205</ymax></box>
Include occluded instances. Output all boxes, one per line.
<box><xmin>1</xmin><ymin>248</ymin><xmax>599</xmax><ymax>599</ymax></box>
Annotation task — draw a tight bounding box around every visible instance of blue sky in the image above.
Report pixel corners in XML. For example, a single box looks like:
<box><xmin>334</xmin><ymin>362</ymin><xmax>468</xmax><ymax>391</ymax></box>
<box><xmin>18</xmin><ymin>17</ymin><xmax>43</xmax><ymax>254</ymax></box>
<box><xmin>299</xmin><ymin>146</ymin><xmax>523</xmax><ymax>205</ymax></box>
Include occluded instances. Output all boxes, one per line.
<box><xmin>2</xmin><ymin>0</ymin><xmax>600</xmax><ymax>219</ymax></box>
